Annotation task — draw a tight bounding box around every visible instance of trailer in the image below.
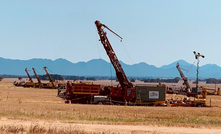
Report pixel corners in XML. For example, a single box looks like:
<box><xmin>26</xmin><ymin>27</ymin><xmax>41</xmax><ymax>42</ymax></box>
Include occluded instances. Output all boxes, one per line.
<box><xmin>135</xmin><ymin>85</ymin><xmax>166</xmax><ymax>106</ymax></box>
<box><xmin>65</xmin><ymin>82</ymin><xmax>104</xmax><ymax>104</ymax></box>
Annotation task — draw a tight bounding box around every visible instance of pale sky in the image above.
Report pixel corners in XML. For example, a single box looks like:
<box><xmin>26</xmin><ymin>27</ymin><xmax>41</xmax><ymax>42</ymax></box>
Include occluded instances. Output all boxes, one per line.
<box><xmin>0</xmin><ymin>1</ymin><xmax>220</xmax><ymax>67</ymax></box>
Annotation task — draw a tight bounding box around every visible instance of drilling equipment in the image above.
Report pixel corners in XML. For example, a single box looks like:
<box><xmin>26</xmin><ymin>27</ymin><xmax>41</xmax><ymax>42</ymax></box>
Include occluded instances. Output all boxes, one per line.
<box><xmin>23</xmin><ymin>68</ymin><xmax>35</xmax><ymax>87</ymax></box>
<box><xmin>95</xmin><ymin>20</ymin><xmax>135</xmax><ymax>104</ymax></box>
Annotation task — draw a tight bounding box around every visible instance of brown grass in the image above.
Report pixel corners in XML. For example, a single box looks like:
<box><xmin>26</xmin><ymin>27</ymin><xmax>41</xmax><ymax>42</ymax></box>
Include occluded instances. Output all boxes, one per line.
<box><xmin>0</xmin><ymin>78</ymin><xmax>221</xmax><ymax>133</ymax></box>
<box><xmin>0</xmin><ymin>123</ymin><xmax>156</xmax><ymax>134</ymax></box>
<box><xmin>0</xmin><ymin>123</ymin><xmax>93</xmax><ymax>134</ymax></box>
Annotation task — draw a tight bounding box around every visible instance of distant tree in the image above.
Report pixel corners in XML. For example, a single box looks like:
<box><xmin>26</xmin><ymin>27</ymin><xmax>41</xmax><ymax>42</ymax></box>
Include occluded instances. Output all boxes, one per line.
<box><xmin>18</xmin><ymin>77</ymin><xmax>22</xmax><ymax>80</ymax></box>
<box><xmin>130</xmin><ymin>79</ymin><xmax>135</xmax><ymax>82</ymax></box>
<box><xmin>144</xmin><ymin>77</ymin><xmax>180</xmax><ymax>83</ymax></box>
<box><xmin>205</xmin><ymin>78</ymin><xmax>221</xmax><ymax>83</ymax></box>
<box><xmin>86</xmin><ymin>77</ymin><xmax>96</xmax><ymax>80</ymax></box>
<box><xmin>39</xmin><ymin>74</ymin><xmax>64</xmax><ymax>80</ymax></box>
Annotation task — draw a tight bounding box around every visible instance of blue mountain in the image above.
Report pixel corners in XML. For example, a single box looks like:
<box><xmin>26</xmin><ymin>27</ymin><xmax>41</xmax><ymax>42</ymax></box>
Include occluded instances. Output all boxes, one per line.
<box><xmin>0</xmin><ymin>57</ymin><xmax>220</xmax><ymax>78</ymax></box>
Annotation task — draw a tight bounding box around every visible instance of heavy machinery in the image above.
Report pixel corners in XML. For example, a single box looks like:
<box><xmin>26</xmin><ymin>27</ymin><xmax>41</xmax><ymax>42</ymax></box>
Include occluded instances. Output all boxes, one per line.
<box><xmin>218</xmin><ymin>88</ymin><xmax>221</xmax><ymax>95</ymax></box>
<box><xmin>43</xmin><ymin>66</ymin><xmax>57</xmax><ymax>89</ymax></box>
<box><xmin>95</xmin><ymin>20</ymin><xmax>135</xmax><ymax>104</ymax></box>
<box><xmin>176</xmin><ymin>63</ymin><xmax>191</xmax><ymax>93</ymax></box>
<box><xmin>65</xmin><ymin>81</ymin><xmax>104</xmax><ymax>104</ymax></box>
<box><xmin>23</xmin><ymin>68</ymin><xmax>35</xmax><ymax>87</ymax></box>
<box><xmin>193</xmin><ymin>87</ymin><xmax>207</xmax><ymax>107</ymax></box>
<box><xmin>59</xmin><ymin>20</ymin><xmax>166</xmax><ymax>106</ymax></box>
<box><xmin>32</xmin><ymin>67</ymin><xmax>57</xmax><ymax>89</ymax></box>
<box><xmin>13</xmin><ymin>77</ymin><xmax>25</xmax><ymax>86</ymax></box>
<box><xmin>32</xmin><ymin>67</ymin><xmax>42</xmax><ymax>88</ymax></box>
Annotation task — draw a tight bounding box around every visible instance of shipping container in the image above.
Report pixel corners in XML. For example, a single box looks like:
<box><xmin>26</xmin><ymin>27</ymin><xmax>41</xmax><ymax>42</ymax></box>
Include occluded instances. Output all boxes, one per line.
<box><xmin>135</xmin><ymin>85</ymin><xmax>166</xmax><ymax>106</ymax></box>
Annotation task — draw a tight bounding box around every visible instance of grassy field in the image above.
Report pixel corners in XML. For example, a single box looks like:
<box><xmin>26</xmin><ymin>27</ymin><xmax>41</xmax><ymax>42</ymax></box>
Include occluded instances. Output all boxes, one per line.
<box><xmin>0</xmin><ymin>79</ymin><xmax>221</xmax><ymax>133</ymax></box>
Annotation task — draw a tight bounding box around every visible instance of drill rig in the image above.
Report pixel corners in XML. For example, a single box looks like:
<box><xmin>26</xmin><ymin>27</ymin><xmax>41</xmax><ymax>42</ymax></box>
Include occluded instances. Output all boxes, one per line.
<box><xmin>43</xmin><ymin>66</ymin><xmax>56</xmax><ymax>89</ymax></box>
<box><xmin>95</xmin><ymin>20</ymin><xmax>135</xmax><ymax>103</ymax></box>
<box><xmin>23</xmin><ymin>68</ymin><xmax>35</xmax><ymax>87</ymax></box>
<box><xmin>32</xmin><ymin>67</ymin><xmax>42</xmax><ymax>88</ymax></box>
<box><xmin>176</xmin><ymin>63</ymin><xmax>191</xmax><ymax>93</ymax></box>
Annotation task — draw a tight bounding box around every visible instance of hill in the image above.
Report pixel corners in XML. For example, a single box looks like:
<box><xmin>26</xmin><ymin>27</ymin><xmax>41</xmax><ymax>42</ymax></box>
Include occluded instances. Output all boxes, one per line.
<box><xmin>0</xmin><ymin>57</ymin><xmax>220</xmax><ymax>78</ymax></box>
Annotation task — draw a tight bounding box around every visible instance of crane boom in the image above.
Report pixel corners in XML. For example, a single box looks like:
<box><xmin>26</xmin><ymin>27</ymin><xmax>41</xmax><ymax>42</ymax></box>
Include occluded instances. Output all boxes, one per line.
<box><xmin>43</xmin><ymin>66</ymin><xmax>55</xmax><ymax>88</ymax></box>
<box><xmin>25</xmin><ymin>68</ymin><xmax>33</xmax><ymax>83</ymax></box>
<box><xmin>95</xmin><ymin>20</ymin><xmax>133</xmax><ymax>91</ymax></box>
<box><xmin>176</xmin><ymin>63</ymin><xmax>191</xmax><ymax>92</ymax></box>
<box><xmin>32</xmin><ymin>68</ymin><xmax>41</xmax><ymax>85</ymax></box>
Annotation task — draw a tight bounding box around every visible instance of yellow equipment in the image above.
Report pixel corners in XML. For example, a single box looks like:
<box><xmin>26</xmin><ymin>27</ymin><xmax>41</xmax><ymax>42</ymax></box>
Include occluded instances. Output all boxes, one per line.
<box><xmin>23</xmin><ymin>68</ymin><xmax>35</xmax><ymax>87</ymax></box>
<box><xmin>217</xmin><ymin>88</ymin><xmax>220</xmax><ymax>95</ymax></box>
<box><xmin>193</xmin><ymin>87</ymin><xmax>207</xmax><ymax>107</ymax></box>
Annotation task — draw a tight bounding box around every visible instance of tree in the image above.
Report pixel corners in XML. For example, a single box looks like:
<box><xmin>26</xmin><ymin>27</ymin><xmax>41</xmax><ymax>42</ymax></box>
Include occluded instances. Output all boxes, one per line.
<box><xmin>130</xmin><ymin>79</ymin><xmax>135</xmax><ymax>82</ymax></box>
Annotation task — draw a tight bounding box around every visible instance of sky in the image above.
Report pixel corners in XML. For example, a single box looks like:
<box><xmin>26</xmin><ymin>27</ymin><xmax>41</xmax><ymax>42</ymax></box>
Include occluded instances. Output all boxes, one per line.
<box><xmin>0</xmin><ymin>1</ymin><xmax>221</xmax><ymax>67</ymax></box>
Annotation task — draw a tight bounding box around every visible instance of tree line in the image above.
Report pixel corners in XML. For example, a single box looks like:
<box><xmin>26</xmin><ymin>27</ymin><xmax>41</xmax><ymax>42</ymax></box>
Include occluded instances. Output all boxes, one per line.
<box><xmin>1</xmin><ymin>74</ymin><xmax>183</xmax><ymax>83</ymax></box>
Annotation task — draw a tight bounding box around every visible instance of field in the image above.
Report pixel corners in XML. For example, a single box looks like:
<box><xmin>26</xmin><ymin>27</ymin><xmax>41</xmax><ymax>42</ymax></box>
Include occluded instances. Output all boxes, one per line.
<box><xmin>0</xmin><ymin>79</ymin><xmax>221</xmax><ymax>134</ymax></box>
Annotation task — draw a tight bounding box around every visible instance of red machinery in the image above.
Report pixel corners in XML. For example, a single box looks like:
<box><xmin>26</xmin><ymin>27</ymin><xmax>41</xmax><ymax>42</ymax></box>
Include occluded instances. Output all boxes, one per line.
<box><xmin>95</xmin><ymin>20</ymin><xmax>135</xmax><ymax>103</ymax></box>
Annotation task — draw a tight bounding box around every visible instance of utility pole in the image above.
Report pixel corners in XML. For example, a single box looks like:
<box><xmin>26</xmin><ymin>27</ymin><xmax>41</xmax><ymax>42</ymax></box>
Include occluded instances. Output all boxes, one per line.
<box><xmin>193</xmin><ymin>51</ymin><xmax>205</xmax><ymax>98</ymax></box>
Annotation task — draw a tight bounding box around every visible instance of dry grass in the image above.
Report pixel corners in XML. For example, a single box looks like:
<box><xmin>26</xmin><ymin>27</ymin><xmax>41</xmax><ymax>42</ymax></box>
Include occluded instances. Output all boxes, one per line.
<box><xmin>0</xmin><ymin>123</ymin><xmax>156</xmax><ymax>134</ymax></box>
<box><xmin>0</xmin><ymin>78</ymin><xmax>221</xmax><ymax>133</ymax></box>
<box><xmin>0</xmin><ymin>123</ymin><xmax>96</xmax><ymax>134</ymax></box>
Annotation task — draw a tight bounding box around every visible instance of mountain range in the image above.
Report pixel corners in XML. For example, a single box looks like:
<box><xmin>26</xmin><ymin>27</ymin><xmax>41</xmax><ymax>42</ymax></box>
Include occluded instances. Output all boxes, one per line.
<box><xmin>0</xmin><ymin>57</ymin><xmax>221</xmax><ymax>78</ymax></box>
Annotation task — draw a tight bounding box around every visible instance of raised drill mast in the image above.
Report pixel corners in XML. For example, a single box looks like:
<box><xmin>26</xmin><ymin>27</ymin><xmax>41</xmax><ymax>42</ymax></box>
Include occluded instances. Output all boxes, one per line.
<box><xmin>43</xmin><ymin>66</ymin><xmax>55</xmax><ymax>89</ymax></box>
<box><xmin>176</xmin><ymin>63</ymin><xmax>191</xmax><ymax>92</ymax></box>
<box><xmin>32</xmin><ymin>67</ymin><xmax>42</xmax><ymax>87</ymax></box>
<box><xmin>95</xmin><ymin>20</ymin><xmax>134</xmax><ymax>102</ymax></box>
<box><xmin>25</xmin><ymin>68</ymin><xmax>33</xmax><ymax>83</ymax></box>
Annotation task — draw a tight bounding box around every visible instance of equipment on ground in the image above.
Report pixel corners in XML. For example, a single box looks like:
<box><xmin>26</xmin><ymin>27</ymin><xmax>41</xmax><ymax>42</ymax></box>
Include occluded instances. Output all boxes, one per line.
<box><xmin>43</xmin><ymin>67</ymin><xmax>56</xmax><ymax>89</ymax></box>
<box><xmin>95</xmin><ymin>20</ymin><xmax>135</xmax><ymax>104</ymax></box>
<box><xmin>13</xmin><ymin>77</ymin><xmax>25</xmax><ymax>86</ymax></box>
<box><xmin>32</xmin><ymin>67</ymin><xmax>42</xmax><ymax>88</ymax></box>
<box><xmin>176</xmin><ymin>63</ymin><xmax>191</xmax><ymax>93</ymax></box>
<box><xmin>218</xmin><ymin>88</ymin><xmax>221</xmax><ymax>95</ymax></box>
<box><xmin>65</xmin><ymin>81</ymin><xmax>103</xmax><ymax>104</ymax></box>
<box><xmin>23</xmin><ymin>68</ymin><xmax>35</xmax><ymax>87</ymax></box>
<box><xmin>58</xmin><ymin>20</ymin><xmax>166</xmax><ymax>106</ymax></box>
<box><xmin>135</xmin><ymin>85</ymin><xmax>166</xmax><ymax>106</ymax></box>
<box><xmin>193</xmin><ymin>51</ymin><xmax>205</xmax><ymax>97</ymax></box>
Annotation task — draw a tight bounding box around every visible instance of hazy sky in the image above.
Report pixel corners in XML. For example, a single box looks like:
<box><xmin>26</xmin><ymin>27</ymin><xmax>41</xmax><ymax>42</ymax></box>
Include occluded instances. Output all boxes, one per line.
<box><xmin>0</xmin><ymin>1</ymin><xmax>221</xmax><ymax>67</ymax></box>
